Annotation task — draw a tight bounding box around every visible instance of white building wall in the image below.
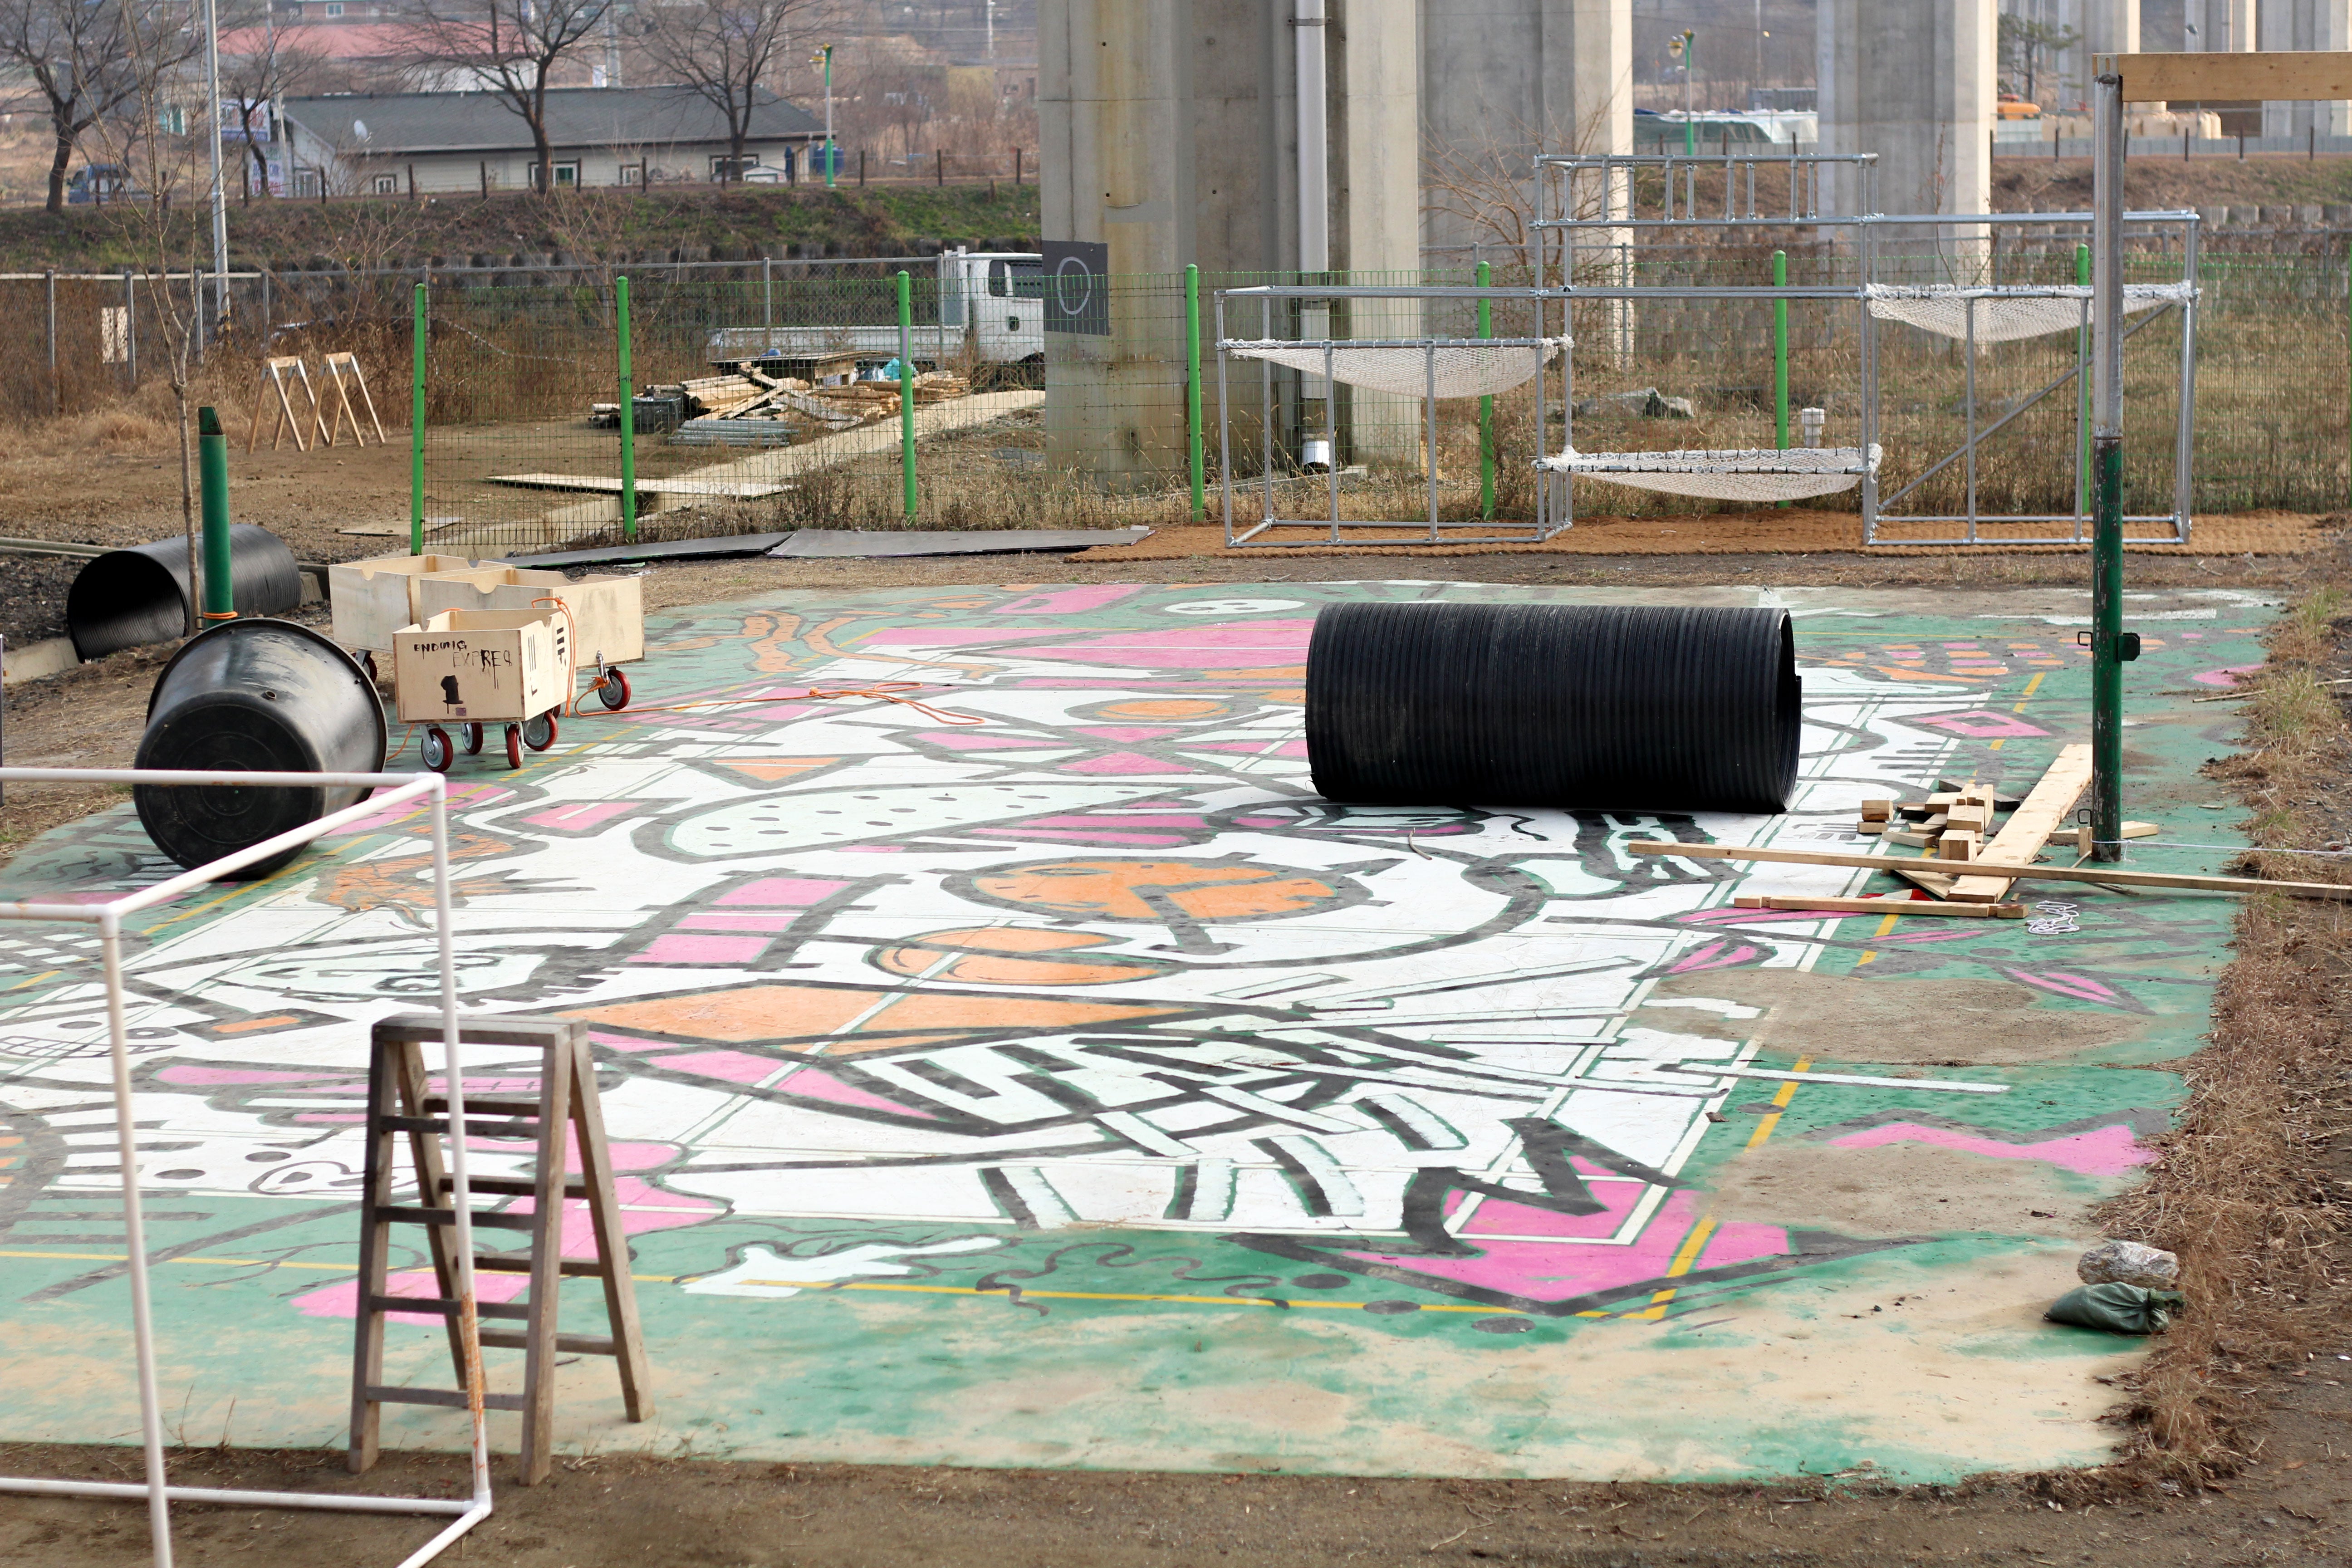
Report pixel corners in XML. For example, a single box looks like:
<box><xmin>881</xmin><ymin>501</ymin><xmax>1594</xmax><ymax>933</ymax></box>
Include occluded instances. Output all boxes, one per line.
<box><xmin>1819</xmin><ymin>0</ymin><xmax>1997</xmax><ymax>239</ymax></box>
<box><xmin>2261</xmin><ymin>0</ymin><xmax>2352</xmax><ymax>137</ymax></box>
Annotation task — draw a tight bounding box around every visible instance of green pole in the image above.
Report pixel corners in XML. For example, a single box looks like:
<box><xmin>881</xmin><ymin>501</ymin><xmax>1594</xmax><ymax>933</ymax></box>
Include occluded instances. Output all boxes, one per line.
<box><xmin>1185</xmin><ymin>263</ymin><xmax>1205</xmax><ymax>522</ymax></box>
<box><xmin>2076</xmin><ymin>242</ymin><xmax>2092</xmax><ymax>519</ymax></box>
<box><xmin>409</xmin><ymin>281</ymin><xmax>426</xmax><ymax>555</ymax></box>
<box><xmin>617</xmin><ymin>275</ymin><xmax>637</xmax><ymax>543</ymax></box>
<box><xmin>898</xmin><ymin>269</ymin><xmax>916</xmax><ymax>520</ymax></box>
<box><xmin>197</xmin><ymin>406</ymin><xmax>233</xmax><ymax>622</ymax></box>
<box><xmin>1772</xmin><ymin>249</ymin><xmax>1789</xmax><ymax>507</ymax></box>
<box><xmin>823</xmin><ymin>48</ymin><xmax>836</xmax><ymax>190</ymax></box>
<box><xmin>1476</xmin><ymin>259</ymin><xmax>1494</xmax><ymax>519</ymax></box>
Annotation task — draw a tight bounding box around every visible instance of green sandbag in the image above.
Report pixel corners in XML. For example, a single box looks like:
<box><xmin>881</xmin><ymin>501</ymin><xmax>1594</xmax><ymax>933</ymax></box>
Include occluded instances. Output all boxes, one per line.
<box><xmin>2044</xmin><ymin>1283</ymin><xmax>2185</xmax><ymax>1334</ymax></box>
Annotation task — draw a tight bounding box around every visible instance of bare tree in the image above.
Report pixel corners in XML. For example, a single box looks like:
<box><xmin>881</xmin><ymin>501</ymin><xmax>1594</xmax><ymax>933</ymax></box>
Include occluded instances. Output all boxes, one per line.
<box><xmin>397</xmin><ymin>0</ymin><xmax>616</xmax><ymax>196</ymax></box>
<box><xmin>92</xmin><ymin>0</ymin><xmax>213</xmax><ymax>631</ymax></box>
<box><xmin>220</xmin><ymin>3</ymin><xmax>330</xmax><ymax>201</ymax></box>
<box><xmin>0</xmin><ymin>0</ymin><xmax>200</xmax><ymax>213</ymax></box>
<box><xmin>638</xmin><ymin>0</ymin><xmax>824</xmax><ymax>181</ymax></box>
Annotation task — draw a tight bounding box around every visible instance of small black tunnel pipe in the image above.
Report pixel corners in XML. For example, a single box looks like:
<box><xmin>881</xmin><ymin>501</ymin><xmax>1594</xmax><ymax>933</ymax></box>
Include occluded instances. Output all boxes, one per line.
<box><xmin>66</xmin><ymin>524</ymin><xmax>301</xmax><ymax>661</ymax></box>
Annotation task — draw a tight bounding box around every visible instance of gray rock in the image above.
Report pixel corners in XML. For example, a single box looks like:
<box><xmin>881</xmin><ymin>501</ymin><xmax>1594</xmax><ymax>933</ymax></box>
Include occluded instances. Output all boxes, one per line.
<box><xmin>2298</xmin><ymin>203</ymin><xmax>2324</xmax><ymax>227</ymax></box>
<box><xmin>1573</xmin><ymin>387</ymin><xmax>1695</xmax><ymax>420</ymax></box>
<box><xmin>2078</xmin><ymin>1238</ymin><xmax>2179</xmax><ymax>1289</ymax></box>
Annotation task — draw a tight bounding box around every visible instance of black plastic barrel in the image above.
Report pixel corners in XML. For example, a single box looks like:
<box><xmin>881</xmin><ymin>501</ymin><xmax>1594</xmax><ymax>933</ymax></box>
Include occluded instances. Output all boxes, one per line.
<box><xmin>133</xmin><ymin>618</ymin><xmax>388</xmax><ymax>876</ymax></box>
<box><xmin>67</xmin><ymin>524</ymin><xmax>302</xmax><ymax>661</ymax></box>
<box><xmin>1305</xmin><ymin>602</ymin><xmax>1801</xmax><ymax>814</ymax></box>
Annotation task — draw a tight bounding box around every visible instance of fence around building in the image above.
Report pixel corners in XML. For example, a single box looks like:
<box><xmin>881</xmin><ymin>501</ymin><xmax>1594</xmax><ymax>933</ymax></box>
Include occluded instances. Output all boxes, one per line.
<box><xmin>3</xmin><ymin>238</ymin><xmax>2346</xmax><ymax>555</ymax></box>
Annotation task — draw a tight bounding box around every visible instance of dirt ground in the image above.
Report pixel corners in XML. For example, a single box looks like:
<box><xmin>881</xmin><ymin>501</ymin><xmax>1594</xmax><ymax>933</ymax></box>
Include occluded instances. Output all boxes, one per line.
<box><xmin>5</xmin><ymin>542</ymin><xmax>2351</xmax><ymax>1566</ymax></box>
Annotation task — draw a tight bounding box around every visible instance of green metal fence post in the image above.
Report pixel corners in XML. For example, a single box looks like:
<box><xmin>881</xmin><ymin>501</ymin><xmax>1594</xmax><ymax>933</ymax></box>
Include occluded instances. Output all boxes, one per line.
<box><xmin>1476</xmin><ymin>260</ymin><xmax>1494</xmax><ymax>519</ymax></box>
<box><xmin>197</xmin><ymin>406</ymin><xmax>233</xmax><ymax>621</ymax></box>
<box><xmin>617</xmin><ymin>274</ymin><xmax>637</xmax><ymax>542</ymax></box>
<box><xmin>1186</xmin><ymin>263</ymin><xmax>1205</xmax><ymax>522</ymax></box>
<box><xmin>2077</xmin><ymin>242</ymin><xmax>2092</xmax><ymax>519</ymax></box>
<box><xmin>409</xmin><ymin>281</ymin><xmax>426</xmax><ymax>555</ymax></box>
<box><xmin>1772</xmin><ymin>249</ymin><xmax>1789</xmax><ymax>507</ymax></box>
<box><xmin>898</xmin><ymin>269</ymin><xmax>916</xmax><ymax>520</ymax></box>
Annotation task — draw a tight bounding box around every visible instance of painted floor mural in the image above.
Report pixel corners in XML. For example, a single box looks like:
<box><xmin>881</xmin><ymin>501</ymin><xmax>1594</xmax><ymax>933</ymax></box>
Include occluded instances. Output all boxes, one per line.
<box><xmin>0</xmin><ymin>581</ymin><xmax>2277</xmax><ymax>1481</ymax></box>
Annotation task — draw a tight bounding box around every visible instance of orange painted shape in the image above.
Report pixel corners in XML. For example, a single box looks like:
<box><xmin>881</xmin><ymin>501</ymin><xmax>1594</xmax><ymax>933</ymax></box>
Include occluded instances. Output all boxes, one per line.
<box><xmin>871</xmin><ymin>927</ymin><xmax>1175</xmax><ymax>986</ymax></box>
<box><xmin>1089</xmin><ymin>698</ymin><xmax>1233</xmax><ymax>721</ymax></box>
<box><xmin>714</xmin><ymin>757</ymin><xmax>843</xmax><ymax>785</ymax></box>
<box><xmin>972</xmin><ymin>859</ymin><xmax>1343</xmax><ymax>922</ymax></box>
<box><xmin>214</xmin><ymin>1014</ymin><xmax>303</xmax><ymax>1035</ymax></box>
<box><xmin>1203</xmin><ymin>665</ymin><xmax>1308</xmax><ymax>680</ymax></box>
<box><xmin>566</xmin><ymin>982</ymin><xmax>1178</xmax><ymax>1049</ymax></box>
<box><xmin>857</xmin><ymin>993</ymin><xmax>1180</xmax><ymax>1034</ymax></box>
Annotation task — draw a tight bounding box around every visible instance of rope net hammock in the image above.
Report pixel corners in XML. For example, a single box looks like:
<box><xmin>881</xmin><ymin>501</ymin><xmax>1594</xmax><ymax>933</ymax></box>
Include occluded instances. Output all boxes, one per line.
<box><xmin>1862</xmin><ymin>283</ymin><xmax>2195</xmax><ymax>345</ymax></box>
<box><xmin>1221</xmin><ymin>338</ymin><xmax>1568</xmax><ymax>399</ymax></box>
<box><xmin>1540</xmin><ymin>445</ymin><xmax>1882</xmax><ymax>504</ymax></box>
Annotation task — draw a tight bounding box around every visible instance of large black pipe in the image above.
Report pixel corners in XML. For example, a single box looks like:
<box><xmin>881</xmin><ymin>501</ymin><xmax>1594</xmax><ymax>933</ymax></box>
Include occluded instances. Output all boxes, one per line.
<box><xmin>1305</xmin><ymin>602</ymin><xmax>1801</xmax><ymax>814</ymax></box>
<box><xmin>66</xmin><ymin>524</ymin><xmax>301</xmax><ymax>661</ymax></box>
<box><xmin>133</xmin><ymin>618</ymin><xmax>387</xmax><ymax>876</ymax></box>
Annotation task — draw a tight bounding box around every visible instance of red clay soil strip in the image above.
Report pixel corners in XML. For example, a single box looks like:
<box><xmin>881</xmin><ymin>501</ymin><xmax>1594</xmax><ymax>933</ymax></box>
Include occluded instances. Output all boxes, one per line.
<box><xmin>1078</xmin><ymin>510</ymin><xmax>2329</xmax><ymax>562</ymax></box>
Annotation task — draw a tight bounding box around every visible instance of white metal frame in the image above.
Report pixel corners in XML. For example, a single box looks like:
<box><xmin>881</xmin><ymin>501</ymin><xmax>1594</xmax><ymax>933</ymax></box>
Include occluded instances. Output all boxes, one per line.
<box><xmin>1213</xmin><ymin>282</ymin><xmax>1566</xmax><ymax>548</ymax></box>
<box><xmin>0</xmin><ymin>766</ymin><xmax>491</xmax><ymax>1568</ymax></box>
<box><xmin>1529</xmin><ymin>152</ymin><xmax>2200</xmax><ymax>548</ymax></box>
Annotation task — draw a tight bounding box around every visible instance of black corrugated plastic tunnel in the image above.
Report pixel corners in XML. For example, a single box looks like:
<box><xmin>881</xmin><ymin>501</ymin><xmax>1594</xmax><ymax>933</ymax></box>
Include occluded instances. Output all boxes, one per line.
<box><xmin>1304</xmin><ymin>601</ymin><xmax>1801</xmax><ymax>814</ymax></box>
<box><xmin>66</xmin><ymin>524</ymin><xmax>302</xmax><ymax>661</ymax></box>
<box><xmin>133</xmin><ymin>618</ymin><xmax>387</xmax><ymax>877</ymax></box>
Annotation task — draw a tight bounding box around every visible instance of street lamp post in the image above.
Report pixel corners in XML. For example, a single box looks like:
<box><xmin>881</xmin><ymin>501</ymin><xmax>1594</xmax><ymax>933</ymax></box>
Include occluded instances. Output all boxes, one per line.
<box><xmin>811</xmin><ymin>44</ymin><xmax>835</xmax><ymax>188</ymax></box>
<box><xmin>1669</xmin><ymin>30</ymin><xmax>1697</xmax><ymax>153</ymax></box>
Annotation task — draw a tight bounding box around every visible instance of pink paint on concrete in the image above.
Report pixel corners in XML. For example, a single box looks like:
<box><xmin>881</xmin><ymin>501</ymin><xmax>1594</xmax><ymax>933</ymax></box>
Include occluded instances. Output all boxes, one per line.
<box><xmin>1828</xmin><ymin>1120</ymin><xmax>2153</xmax><ymax>1177</ymax></box>
<box><xmin>590</xmin><ymin>1031</ymin><xmax>676</xmax><ymax>1054</ymax></box>
<box><xmin>156</xmin><ymin>1065</ymin><xmax>340</xmax><ymax>1086</ymax></box>
<box><xmin>991</xmin><ymin>586</ymin><xmax>1143</xmax><ymax>616</ymax></box>
<box><xmin>1669</xmin><ymin>939</ymin><xmax>1766</xmax><ymax>974</ymax></box>
<box><xmin>1064</xmin><ymin>750</ymin><xmax>1195</xmax><ymax>775</ymax></box>
<box><xmin>1015</xmin><ymin>622</ymin><xmax>1315</xmax><ymax>670</ymax></box>
<box><xmin>2193</xmin><ymin>664</ymin><xmax>2261</xmax><ymax>688</ymax></box>
<box><xmin>628</xmin><ymin>934</ymin><xmax>769</xmax><ymax>965</ymax></box>
<box><xmin>1343</xmin><ymin>1190</ymin><xmax>1788</xmax><ymax>1305</ymax></box>
<box><xmin>776</xmin><ymin>1065</ymin><xmax>941</xmax><ymax>1119</ymax></box>
<box><xmin>324</xmin><ymin>782</ymin><xmax>514</xmax><ymax>838</ymax></box>
<box><xmin>718</xmin><ymin>877</ymin><xmax>852</xmax><ymax>907</ymax></box>
<box><xmin>521</xmin><ymin>801</ymin><xmax>638</xmax><ymax>833</ymax></box>
<box><xmin>651</xmin><ymin>1049</ymin><xmax>783</xmax><ymax>1086</ymax></box>
<box><xmin>1185</xmin><ymin>740</ymin><xmax>1311</xmax><ymax>759</ymax></box>
<box><xmin>1913</xmin><ymin>711</ymin><xmax>2051</xmax><ymax>739</ymax></box>
<box><xmin>2002</xmin><ymin>968</ymin><xmax>2129</xmax><ymax>1007</ymax></box>
<box><xmin>680</xmin><ymin>913</ymin><xmax>799</xmax><ymax>933</ymax></box>
<box><xmin>1079</xmin><ymin>727</ymin><xmax>1183</xmax><ymax>742</ymax></box>
<box><xmin>1457</xmin><ymin>1179</ymin><xmax>1645</xmax><ymax>1241</ymax></box>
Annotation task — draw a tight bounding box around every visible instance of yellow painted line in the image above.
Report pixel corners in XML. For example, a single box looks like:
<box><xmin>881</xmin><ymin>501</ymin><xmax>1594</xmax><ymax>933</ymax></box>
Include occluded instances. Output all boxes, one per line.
<box><xmin>1854</xmin><ymin>911</ymin><xmax>1902</xmax><ymax>968</ymax></box>
<box><xmin>2014</xmin><ymin>671</ymin><xmax>2047</xmax><ymax>708</ymax></box>
<box><xmin>0</xmin><ymin>1248</ymin><xmax>352</xmax><ymax>1270</ymax></box>
<box><xmin>1631</xmin><ymin>1215</ymin><xmax>1720</xmax><ymax>1320</ymax></box>
<box><xmin>4</xmin><ymin>970</ymin><xmax>59</xmax><ymax>992</ymax></box>
<box><xmin>1743</xmin><ymin>1054</ymin><xmax>1812</xmax><ymax>1150</ymax></box>
<box><xmin>733</xmin><ymin>1278</ymin><xmax>1512</xmax><ymax>1313</ymax></box>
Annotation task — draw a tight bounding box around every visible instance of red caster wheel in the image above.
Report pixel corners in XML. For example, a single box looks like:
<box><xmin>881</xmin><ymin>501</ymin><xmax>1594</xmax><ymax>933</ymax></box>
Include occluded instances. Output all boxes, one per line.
<box><xmin>462</xmin><ymin>721</ymin><xmax>484</xmax><ymax>755</ymax></box>
<box><xmin>420</xmin><ymin>726</ymin><xmax>453</xmax><ymax>773</ymax></box>
<box><xmin>504</xmin><ymin>724</ymin><xmax>524</xmax><ymax>770</ymax></box>
<box><xmin>524</xmin><ymin>711</ymin><xmax>558</xmax><ymax>751</ymax></box>
<box><xmin>597</xmin><ymin>668</ymin><xmax>632</xmax><ymax>711</ymax></box>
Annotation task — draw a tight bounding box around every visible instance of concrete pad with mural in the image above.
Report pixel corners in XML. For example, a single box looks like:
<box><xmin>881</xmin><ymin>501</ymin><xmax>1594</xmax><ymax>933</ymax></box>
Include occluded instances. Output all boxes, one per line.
<box><xmin>0</xmin><ymin>580</ymin><xmax>2276</xmax><ymax>1481</ymax></box>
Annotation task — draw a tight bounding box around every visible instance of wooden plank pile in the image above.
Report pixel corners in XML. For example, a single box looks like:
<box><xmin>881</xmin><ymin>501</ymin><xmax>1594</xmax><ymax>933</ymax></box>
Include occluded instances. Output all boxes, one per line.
<box><xmin>1628</xmin><ymin>740</ymin><xmax>2352</xmax><ymax>915</ymax></box>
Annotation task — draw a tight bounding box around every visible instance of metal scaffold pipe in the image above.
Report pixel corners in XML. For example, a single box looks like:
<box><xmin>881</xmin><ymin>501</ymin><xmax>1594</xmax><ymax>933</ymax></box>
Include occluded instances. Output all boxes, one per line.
<box><xmin>2091</xmin><ymin>71</ymin><xmax>2127</xmax><ymax>863</ymax></box>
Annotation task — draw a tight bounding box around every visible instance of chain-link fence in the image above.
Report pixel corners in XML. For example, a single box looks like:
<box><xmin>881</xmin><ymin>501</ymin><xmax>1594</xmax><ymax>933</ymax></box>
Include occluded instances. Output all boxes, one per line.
<box><xmin>1</xmin><ymin>234</ymin><xmax>2346</xmax><ymax>555</ymax></box>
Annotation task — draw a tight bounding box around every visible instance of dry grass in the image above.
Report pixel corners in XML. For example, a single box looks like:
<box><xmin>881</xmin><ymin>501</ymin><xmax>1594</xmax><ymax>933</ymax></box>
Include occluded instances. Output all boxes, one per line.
<box><xmin>2091</xmin><ymin>584</ymin><xmax>2352</xmax><ymax>1487</ymax></box>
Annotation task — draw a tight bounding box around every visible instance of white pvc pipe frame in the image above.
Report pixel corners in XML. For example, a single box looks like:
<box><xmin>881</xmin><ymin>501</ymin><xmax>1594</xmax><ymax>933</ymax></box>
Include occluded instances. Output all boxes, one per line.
<box><xmin>0</xmin><ymin>767</ymin><xmax>492</xmax><ymax>1568</ymax></box>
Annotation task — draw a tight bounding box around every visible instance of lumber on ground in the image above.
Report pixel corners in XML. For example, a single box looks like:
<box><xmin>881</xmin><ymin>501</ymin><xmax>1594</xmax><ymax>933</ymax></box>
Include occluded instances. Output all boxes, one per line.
<box><xmin>1628</xmin><ymin>840</ymin><xmax>2352</xmax><ymax>900</ymax></box>
<box><xmin>1946</xmin><ymin>743</ymin><xmax>2094</xmax><ymax>902</ymax></box>
<box><xmin>1731</xmin><ymin>895</ymin><xmax>2024</xmax><ymax>918</ymax></box>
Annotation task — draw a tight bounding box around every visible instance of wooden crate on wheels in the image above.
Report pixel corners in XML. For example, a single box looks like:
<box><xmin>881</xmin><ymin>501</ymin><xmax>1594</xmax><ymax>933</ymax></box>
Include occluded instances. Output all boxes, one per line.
<box><xmin>329</xmin><ymin>553</ymin><xmax>508</xmax><ymax>676</ymax></box>
<box><xmin>391</xmin><ymin>609</ymin><xmax>569</xmax><ymax>772</ymax></box>
<box><xmin>414</xmin><ymin>566</ymin><xmax>644</xmax><ymax>712</ymax></box>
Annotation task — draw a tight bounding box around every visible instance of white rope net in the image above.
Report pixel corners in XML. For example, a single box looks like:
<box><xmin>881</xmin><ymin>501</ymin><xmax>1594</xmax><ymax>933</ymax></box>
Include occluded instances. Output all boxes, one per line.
<box><xmin>1540</xmin><ymin>445</ymin><xmax>1882</xmax><ymax>503</ymax></box>
<box><xmin>1221</xmin><ymin>338</ymin><xmax>1567</xmax><ymax>399</ymax></box>
<box><xmin>1862</xmin><ymin>283</ymin><xmax>2195</xmax><ymax>344</ymax></box>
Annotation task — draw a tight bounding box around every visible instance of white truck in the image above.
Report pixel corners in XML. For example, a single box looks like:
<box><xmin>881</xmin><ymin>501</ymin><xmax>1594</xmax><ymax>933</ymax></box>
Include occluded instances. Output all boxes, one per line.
<box><xmin>705</xmin><ymin>248</ymin><xmax>1044</xmax><ymax>379</ymax></box>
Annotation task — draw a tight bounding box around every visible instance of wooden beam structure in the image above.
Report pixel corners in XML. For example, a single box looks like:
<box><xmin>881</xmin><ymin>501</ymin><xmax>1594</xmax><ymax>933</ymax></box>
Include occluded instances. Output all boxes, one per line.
<box><xmin>1627</xmin><ymin>840</ymin><xmax>2352</xmax><ymax>901</ymax></box>
<box><xmin>2096</xmin><ymin>50</ymin><xmax>2352</xmax><ymax>105</ymax></box>
<box><xmin>1947</xmin><ymin>743</ymin><xmax>2093</xmax><ymax>903</ymax></box>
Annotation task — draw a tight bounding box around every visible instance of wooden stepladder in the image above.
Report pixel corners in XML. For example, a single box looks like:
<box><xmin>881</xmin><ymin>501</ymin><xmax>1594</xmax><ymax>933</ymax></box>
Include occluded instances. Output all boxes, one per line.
<box><xmin>247</xmin><ymin>355</ymin><xmax>320</xmax><ymax>453</ymax></box>
<box><xmin>349</xmin><ymin>1014</ymin><xmax>653</xmax><ymax>1485</ymax></box>
<box><xmin>319</xmin><ymin>351</ymin><xmax>387</xmax><ymax>447</ymax></box>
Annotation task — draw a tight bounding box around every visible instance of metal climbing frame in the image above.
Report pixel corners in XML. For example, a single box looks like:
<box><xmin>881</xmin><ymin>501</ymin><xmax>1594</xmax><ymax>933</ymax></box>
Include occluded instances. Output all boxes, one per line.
<box><xmin>1212</xmin><ymin>283</ymin><xmax>1567</xmax><ymax>547</ymax></box>
<box><xmin>1530</xmin><ymin>152</ymin><xmax>2201</xmax><ymax>546</ymax></box>
<box><xmin>0</xmin><ymin>767</ymin><xmax>491</xmax><ymax>1568</ymax></box>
